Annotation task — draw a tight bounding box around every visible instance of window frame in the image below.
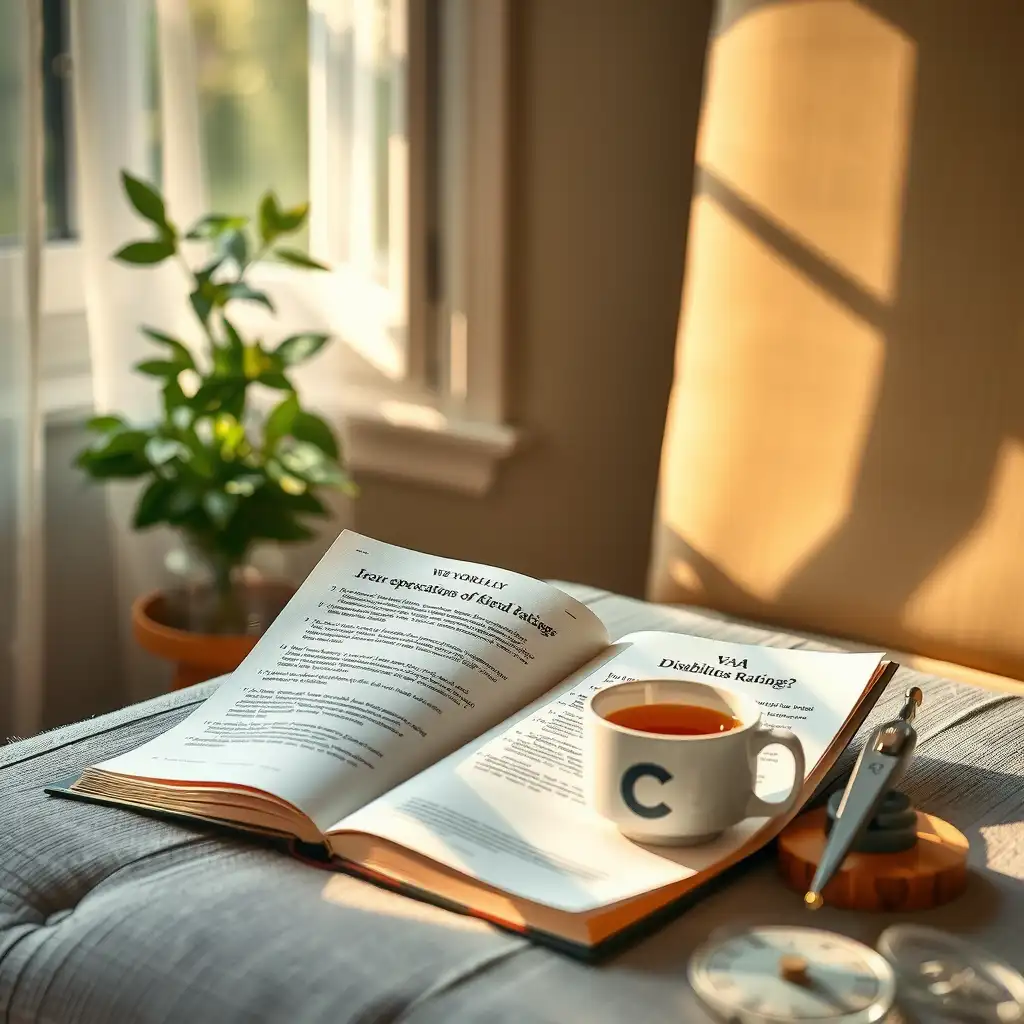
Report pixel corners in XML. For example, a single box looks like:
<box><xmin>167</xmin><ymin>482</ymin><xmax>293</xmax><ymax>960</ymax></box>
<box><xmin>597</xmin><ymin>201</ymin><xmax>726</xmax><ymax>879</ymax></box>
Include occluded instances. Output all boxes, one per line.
<box><xmin>34</xmin><ymin>0</ymin><xmax>516</xmax><ymax>494</ymax></box>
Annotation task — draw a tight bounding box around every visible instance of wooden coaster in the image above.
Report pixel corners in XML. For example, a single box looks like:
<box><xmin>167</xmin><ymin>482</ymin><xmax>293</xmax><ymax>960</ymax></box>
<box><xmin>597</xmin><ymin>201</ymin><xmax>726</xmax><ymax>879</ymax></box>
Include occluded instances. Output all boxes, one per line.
<box><xmin>777</xmin><ymin>806</ymin><xmax>969</xmax><ymax>912</ymax></box>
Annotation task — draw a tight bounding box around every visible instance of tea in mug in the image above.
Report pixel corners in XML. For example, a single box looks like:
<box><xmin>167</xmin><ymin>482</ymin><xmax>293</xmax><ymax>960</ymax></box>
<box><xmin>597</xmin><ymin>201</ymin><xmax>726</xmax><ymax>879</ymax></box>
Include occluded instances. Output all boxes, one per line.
<box><xmin>604</xmin><ymin>702</ymin><xmax>741</xmax><ymax>737</ymax></box>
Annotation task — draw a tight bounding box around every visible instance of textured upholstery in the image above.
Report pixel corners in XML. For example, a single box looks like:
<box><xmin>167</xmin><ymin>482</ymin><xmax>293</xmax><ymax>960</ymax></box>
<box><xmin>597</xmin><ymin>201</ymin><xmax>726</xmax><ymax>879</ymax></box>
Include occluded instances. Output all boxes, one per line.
<box><xmin>2</xmin><ymin>584</ymin><xmax>1023</xmax><ymax>1023</ymax></box>
<box><xmin>649</xmin><ymin>0</ymin><xmax>1024</xmax><ymax>682</ymax></box>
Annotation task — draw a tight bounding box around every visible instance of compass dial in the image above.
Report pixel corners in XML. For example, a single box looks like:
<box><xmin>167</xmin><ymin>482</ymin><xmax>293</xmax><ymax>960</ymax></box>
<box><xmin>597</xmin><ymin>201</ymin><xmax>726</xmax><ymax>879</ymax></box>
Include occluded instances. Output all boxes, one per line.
<box><xmin>689</xmin><ymin>926</ymin><xmax>897</xmax><ymax>1023</ymax></box>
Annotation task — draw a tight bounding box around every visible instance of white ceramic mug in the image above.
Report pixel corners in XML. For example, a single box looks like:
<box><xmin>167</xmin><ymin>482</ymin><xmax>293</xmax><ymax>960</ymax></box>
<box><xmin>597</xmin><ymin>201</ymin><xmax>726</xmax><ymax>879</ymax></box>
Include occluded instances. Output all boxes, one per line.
<box><xmin>584</xmin><ymin>679</ymin><xmax>806</xmax><ymax>845</ymax></box>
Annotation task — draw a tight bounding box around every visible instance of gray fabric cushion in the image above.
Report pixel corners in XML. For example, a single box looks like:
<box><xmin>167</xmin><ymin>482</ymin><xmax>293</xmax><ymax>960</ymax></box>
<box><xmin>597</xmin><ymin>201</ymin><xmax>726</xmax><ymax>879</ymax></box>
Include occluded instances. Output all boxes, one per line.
<box><xmin>2</xmin><ymin>585</ymin><xmax>1022</xmax><ymax>1023</ymax></box>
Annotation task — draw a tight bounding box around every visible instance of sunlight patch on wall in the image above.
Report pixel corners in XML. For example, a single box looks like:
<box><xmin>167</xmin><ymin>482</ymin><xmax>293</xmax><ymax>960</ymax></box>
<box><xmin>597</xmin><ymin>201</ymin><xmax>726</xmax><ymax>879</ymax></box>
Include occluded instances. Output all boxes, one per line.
<box><xmin>902</xmin><ymin>439</ymin><xmax>1024</xmax><ymax>660</ymax></box>
<box><xmin>660</xmin><ymin>191</ymin><xmax>884</xmax><ymax>602</ymax></box>
<box><xmin>698</xmin><ymin>0</ymin><xmax>915</xmax><ymax>304</ymax></box>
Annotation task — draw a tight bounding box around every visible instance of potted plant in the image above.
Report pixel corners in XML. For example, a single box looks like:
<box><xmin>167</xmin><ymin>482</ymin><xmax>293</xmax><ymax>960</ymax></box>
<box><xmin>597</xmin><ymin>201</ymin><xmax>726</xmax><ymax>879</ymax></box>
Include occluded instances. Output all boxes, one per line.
<box><xmin>76</xmin><ymin>171</ymin><xmax>354</xmax><ymax>689</ymax></box>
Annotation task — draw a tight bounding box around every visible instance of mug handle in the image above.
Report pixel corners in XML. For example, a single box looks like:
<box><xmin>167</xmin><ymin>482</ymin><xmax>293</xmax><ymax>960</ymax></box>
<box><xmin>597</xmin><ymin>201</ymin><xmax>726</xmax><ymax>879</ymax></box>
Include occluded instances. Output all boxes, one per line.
<box><xmin>744</xmin><ymin>727</ymin><xmax>806</xmax><ymax>819</ymax></box>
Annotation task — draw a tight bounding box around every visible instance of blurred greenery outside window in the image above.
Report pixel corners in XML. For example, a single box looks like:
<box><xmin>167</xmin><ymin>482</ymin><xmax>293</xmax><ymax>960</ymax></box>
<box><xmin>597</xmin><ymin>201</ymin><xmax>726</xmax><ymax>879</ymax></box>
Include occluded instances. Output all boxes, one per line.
<box><xmin>2</xmin><ymin>0</ymin><xmax>396</xmax><ymax>276</ymax></box>
<box><xmin>189</xmin><ymin>0</ymin><xmax>313</xmax><ymax>253</ymax></box>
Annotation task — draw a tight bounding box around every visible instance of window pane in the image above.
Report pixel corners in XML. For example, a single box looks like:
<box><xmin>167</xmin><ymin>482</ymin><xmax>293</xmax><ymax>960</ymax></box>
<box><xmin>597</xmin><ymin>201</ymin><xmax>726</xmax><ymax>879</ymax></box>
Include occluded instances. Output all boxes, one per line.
<box><xmin>0</xmin><ymin>0</ymin><xmax>72</xmax><ymax>241</ymax></box>
<box><xmin>373</xmin><ymin>0</ymin><xmax>392</xmax><ymax>269</ymax></box>
<box><xmin>189</xmin><ymin>0</ymin><xmax>309</xmax><ymax>240</ymax></box>
<box><xmin>0</xmin><ymin>3</ymin><xmax>22</xmax><ymax>239</ymax></box>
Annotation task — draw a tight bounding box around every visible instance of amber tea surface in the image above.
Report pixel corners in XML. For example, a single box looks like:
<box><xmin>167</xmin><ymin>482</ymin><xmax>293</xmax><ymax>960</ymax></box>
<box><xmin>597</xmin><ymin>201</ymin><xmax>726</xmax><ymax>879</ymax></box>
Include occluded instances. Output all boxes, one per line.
<box><xmin>604</xmin><ymin>702</ymin><xmax>742</xmax><ymax>736</ymax></box>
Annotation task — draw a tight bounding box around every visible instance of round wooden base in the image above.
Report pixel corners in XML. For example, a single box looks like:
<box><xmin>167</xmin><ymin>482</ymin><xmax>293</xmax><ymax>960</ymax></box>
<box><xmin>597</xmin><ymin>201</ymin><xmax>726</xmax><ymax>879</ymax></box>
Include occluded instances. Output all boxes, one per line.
<box><xmin>777</xmin><ymin>807</ymin><xmax>969</xmax><ymax>912</ymax></box>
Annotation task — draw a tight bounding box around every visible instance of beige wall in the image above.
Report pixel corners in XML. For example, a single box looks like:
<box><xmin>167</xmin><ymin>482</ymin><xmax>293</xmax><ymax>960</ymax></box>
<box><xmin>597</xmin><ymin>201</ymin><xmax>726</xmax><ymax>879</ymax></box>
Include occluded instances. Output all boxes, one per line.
<box><xmin>651</xmin><ymin>0</ymin><xmax>1024</xmax><ymax>679</ymax></box>
<box><xmin>354</xmin><ymin>0</ymin><xmax>712</xmax><ymax>597</ymax></box>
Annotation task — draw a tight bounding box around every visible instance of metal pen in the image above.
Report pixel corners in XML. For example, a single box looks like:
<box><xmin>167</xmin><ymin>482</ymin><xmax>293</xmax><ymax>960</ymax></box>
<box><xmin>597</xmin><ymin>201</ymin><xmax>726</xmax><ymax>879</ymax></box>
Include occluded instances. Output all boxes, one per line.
<box><xmin>805</xmin><ymin>686</ymin><xmax>923</xmax><ymax>909</ymax></box>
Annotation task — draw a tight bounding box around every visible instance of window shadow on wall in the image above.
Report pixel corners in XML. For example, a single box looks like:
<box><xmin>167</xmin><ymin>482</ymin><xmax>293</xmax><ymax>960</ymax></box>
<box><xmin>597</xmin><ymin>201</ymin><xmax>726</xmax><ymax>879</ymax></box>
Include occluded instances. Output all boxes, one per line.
<box><xmin>659</xmin><ymin>0</ymin><xmax>1024</xmax><ymax>671</ymax></box>
<box><xmin>773</xmin><ymin>0</ymin><xmax>1024</xmax><ymax>641</ymax></box>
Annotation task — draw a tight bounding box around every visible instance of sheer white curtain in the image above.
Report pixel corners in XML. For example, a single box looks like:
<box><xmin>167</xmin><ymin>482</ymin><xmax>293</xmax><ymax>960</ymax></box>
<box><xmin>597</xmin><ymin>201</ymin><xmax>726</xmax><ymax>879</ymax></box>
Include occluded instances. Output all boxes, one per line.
<box><xmin>71</xmin><ymin>0</ymin><xmax>207</xmax><ymax>701</ymax></box>
<box><xmin>0</xmin><ymin>0</ymin><xmax>46</xmax><ymax>739</ymax></box>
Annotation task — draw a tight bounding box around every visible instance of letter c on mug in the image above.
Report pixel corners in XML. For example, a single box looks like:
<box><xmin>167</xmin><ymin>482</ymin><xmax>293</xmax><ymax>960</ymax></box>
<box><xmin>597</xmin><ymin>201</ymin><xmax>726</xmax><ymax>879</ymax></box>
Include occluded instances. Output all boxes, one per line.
<box><xmin>620</xmin><ymin>763</ymin><xmax>673</xmax><ymax>819</ymax></box>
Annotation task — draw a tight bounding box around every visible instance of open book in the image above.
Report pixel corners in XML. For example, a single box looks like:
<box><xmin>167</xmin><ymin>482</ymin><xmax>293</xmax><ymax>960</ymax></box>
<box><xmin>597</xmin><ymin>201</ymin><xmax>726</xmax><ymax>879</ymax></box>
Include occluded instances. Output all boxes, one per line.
<box><xmin>53</xmin><ymin>531</ymin><xmax>895</xmax><ymax>957</ymax></box>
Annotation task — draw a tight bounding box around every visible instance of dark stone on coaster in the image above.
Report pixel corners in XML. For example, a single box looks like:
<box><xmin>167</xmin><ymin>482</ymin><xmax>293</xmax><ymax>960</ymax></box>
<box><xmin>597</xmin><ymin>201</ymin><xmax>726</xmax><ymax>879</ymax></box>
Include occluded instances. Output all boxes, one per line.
<box><xmin>825</xmin><ymin>789</ymin><xmax>919</xmax><ymax>853</ymax></box>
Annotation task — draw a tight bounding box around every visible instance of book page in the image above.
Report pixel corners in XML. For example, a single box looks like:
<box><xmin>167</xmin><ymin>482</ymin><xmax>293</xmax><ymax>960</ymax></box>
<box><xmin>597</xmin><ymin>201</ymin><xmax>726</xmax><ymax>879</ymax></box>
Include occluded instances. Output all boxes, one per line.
<box><xmin>94</xmin><ymin>532</ymin><xmax>608</xmax><ymax>831</ymax></box>
<box><xmin>332</xmin><ymin>631</ymin><xmax>884</xmax><ymax>912</ymax></box>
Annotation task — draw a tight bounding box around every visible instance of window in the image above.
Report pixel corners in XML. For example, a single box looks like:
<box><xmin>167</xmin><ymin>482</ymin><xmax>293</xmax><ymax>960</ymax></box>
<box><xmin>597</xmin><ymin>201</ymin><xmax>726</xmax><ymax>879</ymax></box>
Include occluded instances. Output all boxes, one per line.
<box><xmin>133</xmin><ymin>0</ymin><xmax>426</xmax><ymax>391</ymax></box>
<box><xmin>0</xmin><ymin>0</ymin><xmax>74</xmax><ymax>241</ymax></box>
<box><xmin>21</xmin><ymin>0</ymin><xmax>515</xmax><ymax>492</ymax></box>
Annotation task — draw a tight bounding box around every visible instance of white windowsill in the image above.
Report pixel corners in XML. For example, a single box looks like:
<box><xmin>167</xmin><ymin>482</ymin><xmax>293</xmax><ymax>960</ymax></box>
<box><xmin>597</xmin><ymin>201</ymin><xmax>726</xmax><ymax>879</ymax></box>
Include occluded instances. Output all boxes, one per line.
<box><xmin>42</xmin><ymin>369</ymin><xmax>519</xmax><ymax>497</ymax></box>
<box><xmin>339</xmin><ymin>392</ymin><xmax>519</xmax><ymax>496</ymax></box>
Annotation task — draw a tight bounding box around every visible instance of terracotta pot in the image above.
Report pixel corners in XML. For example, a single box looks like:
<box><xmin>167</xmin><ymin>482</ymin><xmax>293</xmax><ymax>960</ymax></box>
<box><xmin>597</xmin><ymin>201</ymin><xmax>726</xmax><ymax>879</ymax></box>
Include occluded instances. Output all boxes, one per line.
<box><xmin>132</xmin><ymin>581</ymin><xmax>295</xmax><ymax>690</ymax></box>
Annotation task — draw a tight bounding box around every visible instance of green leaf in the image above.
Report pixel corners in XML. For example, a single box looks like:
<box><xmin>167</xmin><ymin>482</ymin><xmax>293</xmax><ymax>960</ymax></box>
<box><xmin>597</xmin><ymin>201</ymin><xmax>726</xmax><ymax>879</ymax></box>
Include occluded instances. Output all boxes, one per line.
<box><xmin>269</xmin><ymin>467</ymin><xmax>308</xmax><ymax>495</ymax></box>
<box><xmin>185</xmin><ymin>214</ymin><xmax>248</xmax><ymax>240</ymax></box>
<box><xmin>202</xmin><ymin>490</ymin><xmax>238</xmax><ymax>529</ymax></box>
<box><xmin>243</xmin><ymin>505</ymin><xmax>314</xmax><ymax>542</ymax></box>
<box><xmin>258</xmin><ymin>372</ymin><xmax>293</xmax><ymax>390</ymax></box>
<box><xmin>283</xmin><ymin>490</ymin><xmax>329</xmax><ymax>515</ymax></box>
<box><xmin>276</xmin><ymin>202</ymin><xmax>309</xmax><ymax>232</ymax></box>
<box><xmin>195</xmin><ymin>256</ymin><xmax>226</xmax><ymax>281</ymax></box>
<box><xmin>264</xmin><ymin>393</ymin><xmax>299</xmax><ymax>452</ymax></box>
<box><xmin>134</xmin><ymin>478</ymin><xmax>177</xmax><ymax>529</ymax></box>
<box><xmin>224</xmin><ymin>473</ymin><xmax>265</xmax><ymax>497</ymax></box>
<box><xmin>274</xmin><ymin>439</ymin><xmax>353</xmax><ymax>492</ymax></box>
<box><xmin>214</xmin><ymin>317</ymin><xmax>247</xmax><ymax>376</ymax></box>
<box><xmin>85</xmin><ymin>415</ymin><xmax>126</xmax><ymax>434</ymax></box>
<box><xmin>76</xmin><ymin>429</ymin><xmax>151</xmax><ymax>479</ymax></box>
<box><xmin>276</xmin><ymin>440</ymin><xmax>338</xmax><ymax>484</ymax></box>
<box><xmin>222</xmin><ymin>228</ymin><xmax>248</xmax><ymax>268</ymax></box>
<box><xmin>189</xmin><ymin>263</ymin><xmax>227</xmax><ymax>322</ymax></box>
<box><xmin>190</xmin><ymin>288</ymin><xmax>213</xmax><ymax>324</ymax></box>
<box><xmin>212</xmin><ymin>344</ymin><xmax>240</xmax><ymax>376</ymax></box>
<box><xmin>214</xmin><ymin>414</ymin><xmax>247</xmax><ymax>456</ymax></box>
<box><xmin>121</xmin><ymin>172</ymin><xmax>168</xmax><ymax>231</ymax></box>
<box><xmin>170</xmin><ymin>407</ymin><xmax>193</xmax><ymax>431</ymax></box>
<box><xmin>166</xmin><ymin>485</ymin><xmax>202</xmax><ymax>519</ymax></box>
<box><xmin>243</xmin><ymin>343</ymin><xmax>274</xmax><ymax>380</ymax></box>
<box><xmin>292</xmin><ymin>410</ymin><xmax>339</xmax><ymax>460</ymax></box>
<box><xmin>220</xmin><ymin>382</ymin><xmax>248</xmax><ymax>420</ymax></box>
<box><xmin>272</xmin><ymin>246</ymin><xmax>329</xmax><ymax>271</ymax></box>
<box><xmin>163</xmin><ymin>378</ymin><xmax>190</xmax><ymax>421</ymax></box>
<box><xmin>140</xmin><ymin>327</ymin><xmax>195</xmax><ymax>370</ymax></box>
<box><xmin>172</xmin><ymin>430</ymin><xmax>216</xmax><ymax>479</ymax></box>
<box><xmin>222</xmin><ymin>317</ymin><xmax>245</xmax><ymax>356</ymax></box>
<box><xmin>76</xmin><ymin>451</ymin><xmax>152</xmax><ymax>480</ymax></box>
<box><xmin>135</xmin><ymin>359</ymin><xmax>183</xmax><ymax>379</ymax></box>
<box><xmin>90</xmin><ymin>430</ymin><xmax>148</xmax><ymax>456</ymax></box>
<box><xmin>114</xmin><ymin>239</ymin><xmax>175</xmax><ymax>265</ymax></box>
<box><xmin>273</xmin><ymin>333</ymin><xmax>329</xmax><ymax>366</ymax></box>
<box><xmin>144</xmin><ymin>436</ymin><xmax>188</xmax><ymax>466</ymax></box>
<box><xmin>259</xmin><ymin>191</ymin><xmax>282</xmax><ymax>245</ymax></box>
<box><xmin>225</xmin><ymin>282</ymin><xmax>275</xmax><ymax>313</ymax></box>
<box><xmin>191</xmin><ymin>378</ymin><xmax>247</xmax><ymax>420</ymax></box>
<box><xmin>191</xmin><ymin>380</ymin><xmax>227</xmax><ymax>411</ymax></box>
<box><xmin>258</xmin><ymin>516</ymin><xmax>314</xmax><ymax>542</ymax></box>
